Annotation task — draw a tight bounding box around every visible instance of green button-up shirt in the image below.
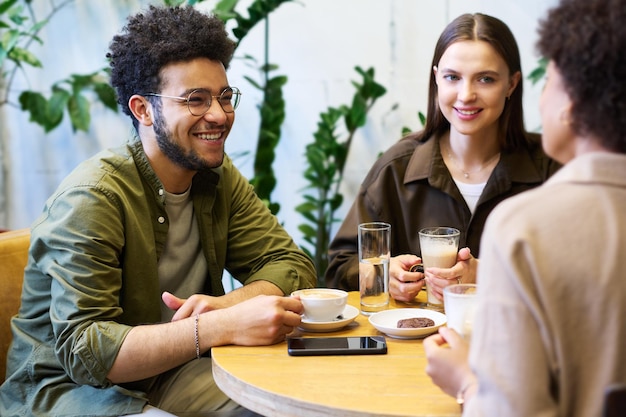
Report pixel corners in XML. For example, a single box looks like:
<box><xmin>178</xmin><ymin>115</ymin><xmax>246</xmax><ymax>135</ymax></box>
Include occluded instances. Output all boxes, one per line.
<box><xmin>0</xmin><ymin>138</ymin><xmax>316</xmax><ymax>417</ymax></box>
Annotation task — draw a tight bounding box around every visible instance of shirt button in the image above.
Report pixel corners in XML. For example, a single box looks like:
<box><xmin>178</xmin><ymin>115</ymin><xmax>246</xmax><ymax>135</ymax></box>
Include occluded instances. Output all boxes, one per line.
<box><xmin>158</xmin><ymin>216</ymin><xmax>165</xmax><ymax>224</ymax></box>
<box><xmin>158</xmin><ymin>189</ymin><xmax>164</xmax><ymax>196</ymax></box>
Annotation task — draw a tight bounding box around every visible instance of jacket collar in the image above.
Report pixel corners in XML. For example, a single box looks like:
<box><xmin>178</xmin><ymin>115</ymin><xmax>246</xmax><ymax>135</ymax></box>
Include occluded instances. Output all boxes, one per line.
<box><xmin>403</xmin><ymin>134</ymin><xmax>545</xmax><ymax>187</ymax></box>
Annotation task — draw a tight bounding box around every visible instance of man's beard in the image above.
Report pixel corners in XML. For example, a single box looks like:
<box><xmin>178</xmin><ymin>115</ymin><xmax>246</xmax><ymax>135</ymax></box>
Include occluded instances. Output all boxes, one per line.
<box><xmin>153</xmin><ymin>109</ymin><xmax>223</xmax><ymax>171</ymax></box>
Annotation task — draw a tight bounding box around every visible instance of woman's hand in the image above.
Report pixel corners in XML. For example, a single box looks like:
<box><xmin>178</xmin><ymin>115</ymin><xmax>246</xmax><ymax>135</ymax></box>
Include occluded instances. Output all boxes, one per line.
<box><xmin>423</xmin><ymin>326</ymin><xmax>475</xmax><ymax>398</ymax></box>
<box><xmin>389</xmin><ymin>254</ymin><xmax>425</xmax><ymax>302</ymax></box>
<box><xmin>424</xmin><ymin>247</ymin><xmax>478</xmax><ymax>301</ymax></box>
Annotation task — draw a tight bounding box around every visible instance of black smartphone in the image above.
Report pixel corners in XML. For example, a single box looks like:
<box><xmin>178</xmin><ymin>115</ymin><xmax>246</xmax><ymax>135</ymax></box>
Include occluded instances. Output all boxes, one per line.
<box><xmin>287</xmin><ymin>336</ymin><xmax>387</xmax><ymax>356</ymax></box>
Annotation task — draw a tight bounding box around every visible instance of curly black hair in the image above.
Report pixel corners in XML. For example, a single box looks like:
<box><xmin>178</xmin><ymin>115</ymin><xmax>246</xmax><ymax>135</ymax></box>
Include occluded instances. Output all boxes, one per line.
<box><xmin>106</xmin><ymin>5</ymin><xmax>236</xmax><ymax>125</ymax></box>
<box><xmin>537</xmin><ymin>0</ymin><xmax>626</xmax><ymax>152</ymax></box>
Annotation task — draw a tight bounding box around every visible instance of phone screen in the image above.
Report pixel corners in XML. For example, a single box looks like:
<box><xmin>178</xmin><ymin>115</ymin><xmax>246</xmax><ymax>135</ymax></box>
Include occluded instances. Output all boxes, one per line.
<box><xmin>287</xmin><ymin>336</ymin><xmax>387</xmax><ymax>356</ymax></box>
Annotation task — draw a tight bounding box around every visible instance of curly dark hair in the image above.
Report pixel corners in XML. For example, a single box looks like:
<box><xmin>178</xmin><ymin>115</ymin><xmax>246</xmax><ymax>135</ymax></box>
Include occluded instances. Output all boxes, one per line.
<box><xmin>418</xmin><ymin>13</ymin><xmax>528</xmax><ymax>152</ymax></box>
<box><xmin>106</xmin><ymin>5</ymin><xmax>236</xmax><ymax>126</ymax></box>
<box><xmin>537</xmin><ymin>0</ymin><xmax>626</xmax><ymax>152</ymax></box>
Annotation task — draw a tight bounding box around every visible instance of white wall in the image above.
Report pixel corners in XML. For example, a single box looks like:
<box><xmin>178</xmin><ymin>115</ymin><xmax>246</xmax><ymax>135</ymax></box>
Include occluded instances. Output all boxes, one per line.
<box><xmin>209</xmin><ymin>0</ymin><xmax>558</xmax><ymax>243</ymax></box>
<box><xmin>1</xmin><ymin>0</ymin><xmax>557</xmax><ymax>248</ymax></box>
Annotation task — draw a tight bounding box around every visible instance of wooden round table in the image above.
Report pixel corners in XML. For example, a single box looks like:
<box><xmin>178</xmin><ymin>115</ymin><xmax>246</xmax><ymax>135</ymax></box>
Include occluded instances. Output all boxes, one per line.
<box><xmin>212</xmin><ymin>291</ymin><xmax>461</xmax><ymax>417</ymax></box>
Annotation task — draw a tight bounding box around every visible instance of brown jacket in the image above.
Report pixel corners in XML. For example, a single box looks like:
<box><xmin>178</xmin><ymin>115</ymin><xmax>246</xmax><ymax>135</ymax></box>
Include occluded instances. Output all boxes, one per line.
<box><xmin>325</xmin><ymin>132</ymin><xmax>560</xmax><ymax>290</ymax></box>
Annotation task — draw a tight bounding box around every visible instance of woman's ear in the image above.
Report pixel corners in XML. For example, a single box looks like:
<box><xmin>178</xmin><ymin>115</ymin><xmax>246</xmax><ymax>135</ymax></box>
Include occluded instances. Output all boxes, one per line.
<box><xmin>128</xmin><ymin>95</ymin><xmax>153</xmax><ymax>126</ymax></box>
<box><xmin>507</xmin><ymin>71</ymin><xmax>522</xmax><ymax>98</ymax></box>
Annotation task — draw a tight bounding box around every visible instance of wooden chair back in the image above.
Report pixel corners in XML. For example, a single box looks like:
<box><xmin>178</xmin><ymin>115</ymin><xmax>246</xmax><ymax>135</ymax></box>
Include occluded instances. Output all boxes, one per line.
<box><xmin>0</xmin><ymin>228</ymin><xmax>30</xmax><ymax>382</ymax></box>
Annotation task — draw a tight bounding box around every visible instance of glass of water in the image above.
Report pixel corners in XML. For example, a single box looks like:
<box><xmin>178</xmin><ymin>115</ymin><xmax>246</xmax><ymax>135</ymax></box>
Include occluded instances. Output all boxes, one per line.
<box><xmin>358</xmin><ymin>222</ymin><xmax>391</xmax><ymax>315</ymax></box>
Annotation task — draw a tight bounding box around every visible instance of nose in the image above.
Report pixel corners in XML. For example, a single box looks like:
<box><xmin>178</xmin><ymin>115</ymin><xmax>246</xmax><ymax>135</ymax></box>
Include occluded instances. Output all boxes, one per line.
<box><xmin>202</xmin><ymin>99</ymin><xmax>228</xmax><ymax>123</ymax></box>
<box><xmin>458</xmin><ymin>81</ymin><xmax>476</xmax><ymax>102</ymax></box>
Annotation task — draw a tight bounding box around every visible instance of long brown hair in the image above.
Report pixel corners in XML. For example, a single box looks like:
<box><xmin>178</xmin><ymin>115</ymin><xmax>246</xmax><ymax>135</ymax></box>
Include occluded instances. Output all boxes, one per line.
<box><xmin>417</xmin><ymin>13</ymin><xmax>528</xmax><ymax>151</ymax></box>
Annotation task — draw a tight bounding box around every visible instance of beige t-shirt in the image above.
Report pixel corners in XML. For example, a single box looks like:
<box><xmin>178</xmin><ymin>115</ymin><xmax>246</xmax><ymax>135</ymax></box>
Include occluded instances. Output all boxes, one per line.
<box><xmin>158</xmin><ymin>187</ymin><xmax>207</xmax><ymax>322</ymax></box>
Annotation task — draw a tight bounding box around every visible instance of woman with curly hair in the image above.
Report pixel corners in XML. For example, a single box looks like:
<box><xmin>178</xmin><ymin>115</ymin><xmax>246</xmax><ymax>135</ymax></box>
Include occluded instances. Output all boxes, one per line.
<box><xmin>0</xmin><ymin>6</ymin><xmax>315</xmax><ymax>417</ymax></box>
<box><xmin>424</xmin><ymin>0</ymin><xmax>626</xmax><ymax>415</ymax></box>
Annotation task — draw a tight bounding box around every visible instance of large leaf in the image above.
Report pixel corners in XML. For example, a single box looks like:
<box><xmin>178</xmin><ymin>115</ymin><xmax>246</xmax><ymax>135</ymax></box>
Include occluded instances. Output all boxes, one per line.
<box><xmin>67</xmin><ymin>93</ymin><xmax>90</xmax><ymax>132</ymax></box>
<box><xmin>46</xmin><ymin>87</ymin><xmax>71</xmax><ymax>130</ymax></box>
<box><xmin>93</xmin><ymin>83</ymin><xmax>118</xmax><ymax>111</ymax></box>
<box><xmin>0</xmin><ymin>0</ymin><xmax>19</xmax><ymax>15</ymax></box>
<box><xmin>18</xmin><ymin>91</ymin><xmax>48</xmax><ymax>125</ymax></box>
<box><xmin>8</xmin><ymin>46</ymin><xmax>41</xmax><ymax>67</ymax></box>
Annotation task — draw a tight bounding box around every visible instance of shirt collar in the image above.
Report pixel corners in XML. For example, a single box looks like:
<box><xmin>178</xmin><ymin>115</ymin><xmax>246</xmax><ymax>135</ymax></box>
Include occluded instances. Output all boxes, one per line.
<box><xmin>403</xmin><ymin>134</ymin><xmax>546</xmax><ymax>186</ymax></box>
<box><xmin>547</xmin><ymin>151</ymin><xmax>626</xmax><ymax>187</ymax></box>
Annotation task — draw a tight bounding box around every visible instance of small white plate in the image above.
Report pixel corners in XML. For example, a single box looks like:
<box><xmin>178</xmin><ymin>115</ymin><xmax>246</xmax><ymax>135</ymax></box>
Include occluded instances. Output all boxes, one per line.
<box><xmin>298</xmin><ymin>305</ymin><xmax>359</xmax><ymax>332</ymax></box>
<box><xmin>368</xmin><ymin>308</ymin><xmax>446</xmax><ymax>339</ymax></box>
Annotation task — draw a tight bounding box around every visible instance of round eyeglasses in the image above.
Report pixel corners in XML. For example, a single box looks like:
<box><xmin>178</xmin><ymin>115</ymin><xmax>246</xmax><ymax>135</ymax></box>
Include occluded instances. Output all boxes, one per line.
<box><xmin>144</xmin><ymin>87</ymin><xmax>241</xmax><ymax>115</ymax></box>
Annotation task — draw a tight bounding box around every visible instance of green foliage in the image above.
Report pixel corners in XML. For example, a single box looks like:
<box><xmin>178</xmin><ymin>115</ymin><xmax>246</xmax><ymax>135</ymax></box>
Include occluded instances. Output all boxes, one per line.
<box><xmin>401</xmin><ymin>111</ymin><xmax>426</xmax><ymax>136</ymax></box>
<box><xmin>296</xmin><ymin>66</ymin><xmax>386</xmax><ymax>285</ymax></box>
<box><xmin>210</xmin><ymin>0</ymin><xmax>294</xmax><ymax>214</ymax></box>
<box><xmin>247</xmin><ymin>69</ymin><xmax>287</xmax><ymax>215</ymax></box>
<box><xmin>1</xmin><ymin>0</ymin><xmax>117</xmax><ymax>133</ymax></box>
<box><xmin>18</xmin><ymin>70</ymin><xmax>116</xmax><ymax>132</ymax></box>
<box><xmin>0</xmin><ymin>0</ymin><xmax>44</xmax><ymax>69</ymax></box>
<box><xmin>528</xmin><ymin>56</ymin><xmax>548</xmax><ymax>86</ymax></box>
<box><xmin>179</xmin><ymin>0</ymin><xmax>292</xmax><ymax>214</ymax></box>
<box><xmin>213</xmin><ymin>0</ymin><xmax>291</xmax><ymax>47</ymax></box>
<box><xmin>2</xmin><ymin>0</ymin><xmax>393</xmax><ymax>283</ymax></box>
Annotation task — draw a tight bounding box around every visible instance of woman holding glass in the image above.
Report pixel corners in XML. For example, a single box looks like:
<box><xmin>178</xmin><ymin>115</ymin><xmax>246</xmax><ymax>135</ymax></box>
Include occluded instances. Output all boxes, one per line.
<box><xmin>424</xmin><ymin>0</ymin><xmax>626</xmax><ymax>414</ymax></box>
<box><xmin>326</xmin><ymin>13</ymin><xmax>559</xmax><ymax>302</ymax></box>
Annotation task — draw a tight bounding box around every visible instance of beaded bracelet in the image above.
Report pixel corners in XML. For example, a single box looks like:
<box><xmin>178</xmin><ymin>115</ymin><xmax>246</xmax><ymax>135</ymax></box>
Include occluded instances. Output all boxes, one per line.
<box><xmin>194</xmin><ymin>314</ymin><xmax>200</xmax><ymax>360</ymax></box>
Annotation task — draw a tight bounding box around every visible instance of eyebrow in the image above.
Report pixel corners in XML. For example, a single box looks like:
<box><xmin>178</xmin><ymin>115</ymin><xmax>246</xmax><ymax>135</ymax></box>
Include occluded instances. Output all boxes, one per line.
<box><xmin>440</xmin><ymin>68</ymin><xmax>502</xmax><ymax>78</ymax></box>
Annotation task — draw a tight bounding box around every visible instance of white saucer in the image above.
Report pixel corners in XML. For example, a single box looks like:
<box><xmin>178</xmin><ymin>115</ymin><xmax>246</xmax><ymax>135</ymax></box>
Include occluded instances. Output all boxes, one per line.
<box><xmin>298</xmin><ymin>305</ymin><xmax>359</xmax><ymax>332</ymax></box>
<box><xmin>368</xmin><ymin>308</ymin><xmax>446</xmax><ymax>339</ymax></box>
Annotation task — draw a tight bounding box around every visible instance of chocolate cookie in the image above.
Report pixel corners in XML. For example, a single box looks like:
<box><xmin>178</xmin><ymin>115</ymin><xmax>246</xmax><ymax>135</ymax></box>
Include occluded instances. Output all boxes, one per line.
<box><xmin>397</xmin><ymin>317</ymin><xmax>435</xmax><ymax>328</ymax></box>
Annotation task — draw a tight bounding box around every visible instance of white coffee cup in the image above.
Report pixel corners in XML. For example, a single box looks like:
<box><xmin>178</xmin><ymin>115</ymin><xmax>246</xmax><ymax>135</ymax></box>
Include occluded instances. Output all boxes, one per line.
<box><xmin>291</xmin><ymin>288</ymin><xmax>348</xmax><ymax>322</ymax></box>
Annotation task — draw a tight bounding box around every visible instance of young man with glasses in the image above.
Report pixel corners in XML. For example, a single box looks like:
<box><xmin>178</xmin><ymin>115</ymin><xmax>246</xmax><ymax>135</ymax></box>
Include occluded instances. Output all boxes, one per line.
<box><xmin>0</xmin><ymin>6</ymin><xmax>315</xmax><ymax>417</ymax></box>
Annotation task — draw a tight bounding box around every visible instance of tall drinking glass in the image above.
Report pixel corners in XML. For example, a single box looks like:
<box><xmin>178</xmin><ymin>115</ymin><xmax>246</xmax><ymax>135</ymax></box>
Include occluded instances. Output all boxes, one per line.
<box><xmin>358</xmin><ymin>222</ymin><xmax>391</xmax><ymax>315</ymax></box>
<box><xmin>419</xmin><ymin>227</ymin><xmax>460</xmax><ymax>310</ymax></box>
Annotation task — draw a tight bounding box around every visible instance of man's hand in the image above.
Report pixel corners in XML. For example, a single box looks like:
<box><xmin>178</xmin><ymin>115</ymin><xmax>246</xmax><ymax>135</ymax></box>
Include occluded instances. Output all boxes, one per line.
<box><xmin>162</xmin><ymin>292</ymin><xmax>226</xmax><ymax>321</ymax></box>
<box><xmin>214</xmin><ymin>294</ymin><xmax>305</xmax><ymax>346</ymax></box>
<box><xmin>163</xmin><ymin>280</ymin><xmax>285</xmax><ymax>321</ymax></box>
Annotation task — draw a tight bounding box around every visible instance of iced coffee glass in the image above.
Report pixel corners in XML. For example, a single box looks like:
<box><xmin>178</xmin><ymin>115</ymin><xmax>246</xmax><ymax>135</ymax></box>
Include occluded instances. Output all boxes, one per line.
<box><xmin>418</xmin><ymin>227</ymin><xmax>460</xmax><ymax>310</ymax></box>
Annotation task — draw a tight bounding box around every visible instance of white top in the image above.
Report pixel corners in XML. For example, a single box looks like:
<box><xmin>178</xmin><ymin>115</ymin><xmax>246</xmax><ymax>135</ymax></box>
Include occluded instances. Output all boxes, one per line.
<box><xmin>452</xmin><ymin>180</ymin><xmax>486</xmax><ymax>214</ymax></box>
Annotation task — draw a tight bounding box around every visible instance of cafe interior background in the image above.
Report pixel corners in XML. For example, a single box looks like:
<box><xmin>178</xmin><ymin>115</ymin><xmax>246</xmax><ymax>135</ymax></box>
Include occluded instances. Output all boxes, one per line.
<box><xmin>0</xmin><ymin>0</ymin><xmax>557</xmax><ymax>289</ymax></box>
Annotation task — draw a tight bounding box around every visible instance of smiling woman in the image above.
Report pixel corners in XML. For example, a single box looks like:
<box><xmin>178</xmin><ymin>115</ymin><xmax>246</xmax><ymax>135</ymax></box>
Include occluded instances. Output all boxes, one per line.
<box><xmin>325</xmin><ymin>13</ymin><xmax>561</xmax><ymax>300</ymax></box>
<box><xmin>424</xmin><ymin>1</ymin><xmax>626</xmax><ymax>415</ymax></box>
<box><xmin>434</xmin><ymin>39</ymin><xmax>520</xmax><ymax>183</ymax></box>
